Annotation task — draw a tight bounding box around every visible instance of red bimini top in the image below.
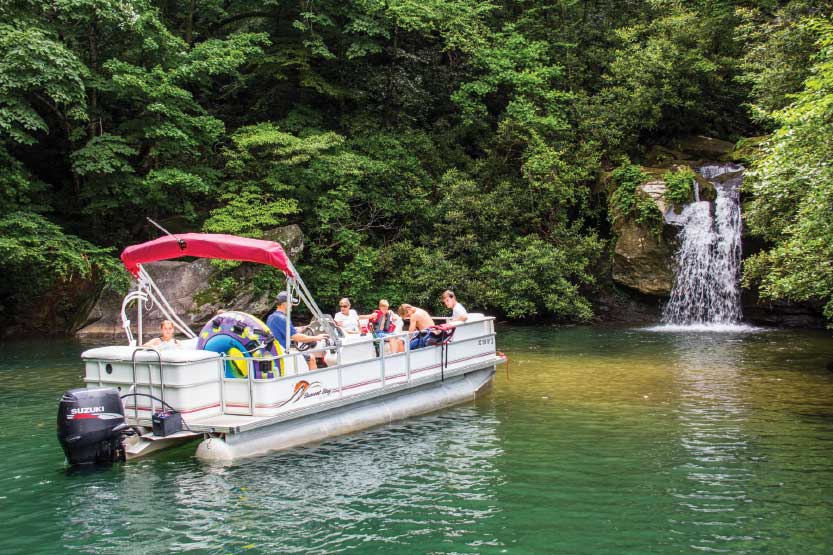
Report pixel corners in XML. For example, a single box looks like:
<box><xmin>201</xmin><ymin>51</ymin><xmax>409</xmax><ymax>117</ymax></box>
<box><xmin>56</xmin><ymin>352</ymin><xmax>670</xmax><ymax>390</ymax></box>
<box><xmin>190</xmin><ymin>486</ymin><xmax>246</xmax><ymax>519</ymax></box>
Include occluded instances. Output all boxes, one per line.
<box><xmin>120</xmin><ymin>233</ymin><xmax>294</xmax><ymax>278</ymax></box>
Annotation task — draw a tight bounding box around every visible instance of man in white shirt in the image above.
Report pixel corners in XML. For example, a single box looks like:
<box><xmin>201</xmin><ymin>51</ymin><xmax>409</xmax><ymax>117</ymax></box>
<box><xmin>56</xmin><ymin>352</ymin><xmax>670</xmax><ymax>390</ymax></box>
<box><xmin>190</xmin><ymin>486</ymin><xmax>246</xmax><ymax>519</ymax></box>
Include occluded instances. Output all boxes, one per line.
<box><xmin>334</xmin><ymin>297</ymin><xmax>360</xmax><ymax>333</ymax></box>
<box><xmin>442</xmin><ymin>290</ymin><xmax>468</xmax><ymax>323</ymax></box>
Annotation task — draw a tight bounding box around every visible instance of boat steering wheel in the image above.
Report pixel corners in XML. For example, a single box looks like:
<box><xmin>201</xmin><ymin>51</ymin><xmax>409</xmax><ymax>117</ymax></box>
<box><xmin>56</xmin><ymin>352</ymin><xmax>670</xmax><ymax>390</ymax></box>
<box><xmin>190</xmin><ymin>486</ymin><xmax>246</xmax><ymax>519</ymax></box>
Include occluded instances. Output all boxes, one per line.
<box><xmin>295</xmin><ymin>318</ymin><xmax>340</xmax><ymax>352</ymax></box>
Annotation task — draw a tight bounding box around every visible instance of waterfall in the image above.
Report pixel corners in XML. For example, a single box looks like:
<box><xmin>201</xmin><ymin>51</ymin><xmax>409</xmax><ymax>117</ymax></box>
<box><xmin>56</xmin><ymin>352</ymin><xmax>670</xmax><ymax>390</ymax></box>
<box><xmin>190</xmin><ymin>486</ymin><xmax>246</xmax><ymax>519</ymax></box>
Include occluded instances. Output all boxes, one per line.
<box><xmin>661</xmin><ymin>163</ymin><xmax>743</xmax><ymax>327</ymax></box>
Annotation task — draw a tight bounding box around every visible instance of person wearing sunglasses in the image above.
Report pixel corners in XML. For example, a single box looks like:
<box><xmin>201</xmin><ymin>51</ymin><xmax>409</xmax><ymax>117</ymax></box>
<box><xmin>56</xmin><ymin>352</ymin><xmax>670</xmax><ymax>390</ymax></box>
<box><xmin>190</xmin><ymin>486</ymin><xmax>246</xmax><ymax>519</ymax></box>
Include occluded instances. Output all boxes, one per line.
<box><xmin>334</xmin><ymin>297</ymin><xmax>360</xmax><ymax>334</ymax></box>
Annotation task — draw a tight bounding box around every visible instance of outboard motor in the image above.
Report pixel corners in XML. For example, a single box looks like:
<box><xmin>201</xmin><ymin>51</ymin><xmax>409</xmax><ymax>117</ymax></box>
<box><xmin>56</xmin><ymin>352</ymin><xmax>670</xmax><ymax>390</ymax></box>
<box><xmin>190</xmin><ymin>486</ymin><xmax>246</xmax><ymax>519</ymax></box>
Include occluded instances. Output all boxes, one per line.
<box><xmin>57</xmin><ymin>387</ymin><xmax>130</xmax><ymax>466</ymax></box>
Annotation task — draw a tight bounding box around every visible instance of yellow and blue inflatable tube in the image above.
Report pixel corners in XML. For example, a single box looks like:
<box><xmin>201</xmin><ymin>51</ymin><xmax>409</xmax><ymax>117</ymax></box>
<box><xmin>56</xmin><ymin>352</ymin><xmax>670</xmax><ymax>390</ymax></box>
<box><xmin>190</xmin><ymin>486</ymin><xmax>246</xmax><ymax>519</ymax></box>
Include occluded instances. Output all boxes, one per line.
<box><xmin>196</xmin><ymin>311</ymin><xmax>283</xmax><ymax>378</ymax></box>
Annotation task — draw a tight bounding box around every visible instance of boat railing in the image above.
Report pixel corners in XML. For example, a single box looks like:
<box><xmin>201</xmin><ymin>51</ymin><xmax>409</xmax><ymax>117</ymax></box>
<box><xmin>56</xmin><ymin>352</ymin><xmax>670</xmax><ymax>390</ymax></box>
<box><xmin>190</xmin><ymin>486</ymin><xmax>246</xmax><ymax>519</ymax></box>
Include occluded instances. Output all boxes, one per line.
<box><xmin>216</xmin><ymin>320</ymin><xmax>495</xmax><ymax>417</ymax></box>
<box><xmin>130</xmin><ymin>347</ymin><xmax>163</xmax><ymax>420</ymax></box>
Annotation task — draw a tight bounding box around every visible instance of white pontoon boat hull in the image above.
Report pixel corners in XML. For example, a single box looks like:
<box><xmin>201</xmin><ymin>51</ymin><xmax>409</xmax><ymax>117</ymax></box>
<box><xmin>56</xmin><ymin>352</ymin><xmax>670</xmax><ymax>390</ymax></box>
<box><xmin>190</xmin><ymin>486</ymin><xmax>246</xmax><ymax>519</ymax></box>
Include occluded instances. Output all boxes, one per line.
<box><xmin>82</xmin><ymin>315</ymin><xmax>502</xmax><ymax>462</ymax></box>
<box><xmin>196</xmin><ymin>365</ymin><xmax>495</xmax><ymax>461</ymax></box>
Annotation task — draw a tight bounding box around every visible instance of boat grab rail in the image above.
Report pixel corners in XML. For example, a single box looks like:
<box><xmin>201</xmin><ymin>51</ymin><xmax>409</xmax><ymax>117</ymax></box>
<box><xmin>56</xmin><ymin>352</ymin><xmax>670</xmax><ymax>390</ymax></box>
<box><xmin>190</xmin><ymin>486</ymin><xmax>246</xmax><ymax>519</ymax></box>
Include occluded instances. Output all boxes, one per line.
<box><xmin>130</xmin><ymin>347</ymin><xmax>164</xmax><ymax>420</ymax></box>
<box><xmin>217</xmin><ymin>326</ymin><xmax>496</xmax><ymax>381</ymax></box>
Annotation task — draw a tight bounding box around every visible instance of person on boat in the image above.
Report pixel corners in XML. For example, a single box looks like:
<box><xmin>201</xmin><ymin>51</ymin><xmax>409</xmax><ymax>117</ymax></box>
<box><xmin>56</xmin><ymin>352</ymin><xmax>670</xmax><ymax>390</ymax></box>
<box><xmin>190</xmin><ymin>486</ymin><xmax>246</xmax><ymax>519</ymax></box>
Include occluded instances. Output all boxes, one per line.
<box><xmin>397</xmin><ymin>304</ymin><xmax>434</xmax><ymax>331</ymax></box>
<box><xmin>334</xmin><ymin>297</ymin><xmax>360</xmax><ymax>334</ymax></box>
<box><xmin>267</xmin><ymin>292</ymin><xmax>328</xmax><ymax>369</ymax></box>
<box><xmin>143</xmin><ymin>319</ymin><xmax>180</xmax><ymax>350</ymax></box>
<box><xmin>442</xmin><ymin>290</ymin><xmax>468</xmax><ymax>323</ymax></box>
<box><xmin>397</xmin><ymin>304</ymin><xmax>435</xmax><ymax>350</ymax></box>
<box><xmin>361</xmin><ymin>299</ymin><xmax>404</xmax><ymax>353</ymax></box>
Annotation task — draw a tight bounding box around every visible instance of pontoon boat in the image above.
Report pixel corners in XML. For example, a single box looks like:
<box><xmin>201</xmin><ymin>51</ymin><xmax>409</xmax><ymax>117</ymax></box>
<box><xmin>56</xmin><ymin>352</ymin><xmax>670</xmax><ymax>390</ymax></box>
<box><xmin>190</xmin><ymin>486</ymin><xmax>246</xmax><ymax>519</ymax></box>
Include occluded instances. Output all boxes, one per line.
<box><xmin>59</xmin><ymin>234</ymin><xmax>503</xmax><ymax>464</ymax></box>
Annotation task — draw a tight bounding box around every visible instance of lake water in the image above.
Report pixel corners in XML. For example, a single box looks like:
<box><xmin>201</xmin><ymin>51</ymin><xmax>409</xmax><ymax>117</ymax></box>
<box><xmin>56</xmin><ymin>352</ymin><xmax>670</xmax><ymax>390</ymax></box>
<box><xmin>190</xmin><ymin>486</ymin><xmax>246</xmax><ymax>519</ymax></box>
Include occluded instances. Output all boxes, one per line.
<box><xmin>2</xmin><ymin>325</ymin><xmax>833</xmax><ymax>554</ymax></box>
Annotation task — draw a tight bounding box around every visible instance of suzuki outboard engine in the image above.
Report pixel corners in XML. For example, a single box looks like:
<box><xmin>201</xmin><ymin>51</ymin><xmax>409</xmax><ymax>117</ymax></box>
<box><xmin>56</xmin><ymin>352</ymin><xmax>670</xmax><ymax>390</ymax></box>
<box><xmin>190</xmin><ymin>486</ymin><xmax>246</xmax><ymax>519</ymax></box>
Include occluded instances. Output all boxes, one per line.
<box><xmin>57</xmin><ymin>387</ymin><xmax>129</xmax><ymax>466</ymax></box>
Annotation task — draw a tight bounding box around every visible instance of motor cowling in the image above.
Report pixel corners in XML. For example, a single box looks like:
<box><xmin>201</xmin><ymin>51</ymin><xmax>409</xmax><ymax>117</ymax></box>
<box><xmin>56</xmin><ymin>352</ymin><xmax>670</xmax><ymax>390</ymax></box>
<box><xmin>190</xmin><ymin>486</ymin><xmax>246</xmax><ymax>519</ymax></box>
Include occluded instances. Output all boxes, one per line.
<box><xmin>57</xmin><ymin>387</ymin><xmax>129</xmax><ymax>466</ymax></box>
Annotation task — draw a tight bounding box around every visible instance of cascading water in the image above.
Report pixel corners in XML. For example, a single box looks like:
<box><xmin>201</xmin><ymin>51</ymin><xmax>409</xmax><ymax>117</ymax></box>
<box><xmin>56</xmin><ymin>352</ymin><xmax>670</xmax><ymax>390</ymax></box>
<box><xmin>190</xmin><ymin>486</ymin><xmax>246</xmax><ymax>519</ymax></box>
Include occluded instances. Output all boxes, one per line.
<box><xmin>661</xmin><ymin>163</ymin><xmax>744</xmax><ymax>326</ymax></box>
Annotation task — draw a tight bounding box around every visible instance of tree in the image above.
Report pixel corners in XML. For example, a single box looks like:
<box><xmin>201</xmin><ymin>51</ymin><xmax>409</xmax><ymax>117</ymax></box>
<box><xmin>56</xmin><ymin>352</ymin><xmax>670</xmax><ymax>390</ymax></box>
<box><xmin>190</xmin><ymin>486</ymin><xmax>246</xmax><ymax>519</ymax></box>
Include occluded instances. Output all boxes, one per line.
<box><xmin>743</xmin><ymin>18</ymin><xmax>833</xmax><ymax>324</ymax></box>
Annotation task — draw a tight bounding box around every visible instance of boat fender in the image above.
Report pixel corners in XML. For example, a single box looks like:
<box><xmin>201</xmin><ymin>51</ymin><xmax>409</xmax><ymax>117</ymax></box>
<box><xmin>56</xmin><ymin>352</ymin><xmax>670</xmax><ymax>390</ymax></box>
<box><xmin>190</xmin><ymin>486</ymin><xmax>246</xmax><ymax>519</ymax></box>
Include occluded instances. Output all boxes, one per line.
<box><xmin>196</xmin><ymin>436</ymin><xmax>234</xmax><ymax>462</ymax></box>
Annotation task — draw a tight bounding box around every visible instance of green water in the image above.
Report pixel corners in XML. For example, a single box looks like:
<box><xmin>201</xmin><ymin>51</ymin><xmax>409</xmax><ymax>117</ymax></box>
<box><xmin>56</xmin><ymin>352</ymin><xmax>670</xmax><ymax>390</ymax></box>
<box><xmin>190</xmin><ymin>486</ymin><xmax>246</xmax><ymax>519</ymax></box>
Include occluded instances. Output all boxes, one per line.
<box><xmin>2</xmin><ymin>326</ymin><xmax>833</xmax><ymax>554</ymax></box>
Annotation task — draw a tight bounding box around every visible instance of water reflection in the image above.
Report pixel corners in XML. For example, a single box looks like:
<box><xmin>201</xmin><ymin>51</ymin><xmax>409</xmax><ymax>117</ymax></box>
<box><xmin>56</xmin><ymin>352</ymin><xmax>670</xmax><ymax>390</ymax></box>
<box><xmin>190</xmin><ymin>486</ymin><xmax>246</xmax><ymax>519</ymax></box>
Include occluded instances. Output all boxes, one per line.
<box><xmin>665</xmin><ymin>332</ymin><xmax>758</xmax><ymax>552</ymax></box>
<box><xmin>58</xmin><ymin>408</ymin><xmax>504</xmax><ymax>554</ymax></box>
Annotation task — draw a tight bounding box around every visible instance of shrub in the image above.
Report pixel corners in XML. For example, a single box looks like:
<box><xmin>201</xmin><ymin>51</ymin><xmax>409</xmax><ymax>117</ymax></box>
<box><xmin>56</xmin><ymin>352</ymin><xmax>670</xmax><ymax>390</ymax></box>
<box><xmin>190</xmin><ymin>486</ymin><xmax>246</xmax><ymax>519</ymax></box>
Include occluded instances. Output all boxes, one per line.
<box><xmin>663</xmin><ymin>167</ymin><xmax>696</xmax><ymax>207</ymax></box>
<box><xmin>608</xmin><ymin>162</ymin><xmax>663</xmax><ymax>232</ymax></box>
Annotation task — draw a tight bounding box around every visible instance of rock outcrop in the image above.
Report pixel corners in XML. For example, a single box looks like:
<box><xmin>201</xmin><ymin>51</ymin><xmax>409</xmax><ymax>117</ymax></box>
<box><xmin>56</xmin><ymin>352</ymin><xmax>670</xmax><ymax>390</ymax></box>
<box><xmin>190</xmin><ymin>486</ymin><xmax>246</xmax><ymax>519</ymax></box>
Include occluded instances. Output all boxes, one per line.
<box><xmin>2</xmin><ymin>275</ymin><xmax>101</xmax><ymax>338</ymax></box>
<box><xmin>670</xmin><ymin>136</ymin><xmax>735</xmax><ymax>160</ymax></box>
<box><xmin>612</xmin><ymin>220</ymin><xmax>676</xmax><ymax>296</ymax></box>
<box><xmin>76</xmin><ymin>225</ymin><xmax>304</xmax><ymax>340</ymax></box>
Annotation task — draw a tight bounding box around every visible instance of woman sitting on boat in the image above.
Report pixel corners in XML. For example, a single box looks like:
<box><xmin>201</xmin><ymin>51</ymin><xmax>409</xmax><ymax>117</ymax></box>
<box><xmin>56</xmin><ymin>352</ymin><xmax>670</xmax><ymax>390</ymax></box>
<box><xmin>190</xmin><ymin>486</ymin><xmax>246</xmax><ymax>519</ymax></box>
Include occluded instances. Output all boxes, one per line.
<box><xmin>334</xmin><ymin>297</ymin><xmax>360</xmax><ymax>334</ymax></box>
<box><xmin>143</xmin><ymin>319</ymin><xmax>180</xmax><ymax>350</ymax></box>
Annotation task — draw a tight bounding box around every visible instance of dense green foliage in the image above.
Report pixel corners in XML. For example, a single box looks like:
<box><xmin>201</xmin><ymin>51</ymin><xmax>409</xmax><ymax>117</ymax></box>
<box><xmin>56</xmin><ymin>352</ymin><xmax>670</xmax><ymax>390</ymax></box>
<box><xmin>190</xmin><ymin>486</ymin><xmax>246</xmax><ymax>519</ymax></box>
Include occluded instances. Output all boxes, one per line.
<box><xmin>1</xmin><ymin>0</ymin><xmax>831</xmax><ymax>326</ymax></box>
<box><xmin>743</xmin><ymin>18</ymin><xmax>833</xmax><ymax>324</ymax></box>
<box><xmin>608</xmin><ymin>163</ymin><xmax>662</xmax><ymax>232</ymax></box>
<box><xmin>663</xmin><ymin>167</ymin><xmax>696</xmax><ymax>207</ymax></box>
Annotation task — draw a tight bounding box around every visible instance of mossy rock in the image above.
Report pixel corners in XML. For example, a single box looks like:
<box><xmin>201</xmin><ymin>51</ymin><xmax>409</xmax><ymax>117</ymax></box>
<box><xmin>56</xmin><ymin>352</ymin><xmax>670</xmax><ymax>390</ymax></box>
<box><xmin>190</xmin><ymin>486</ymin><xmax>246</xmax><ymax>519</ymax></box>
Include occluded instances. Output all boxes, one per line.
<box><xmin>672</xmin><ymin>135</ymin><xmax>735</xmax><ymax>159</ymax></box>
<box><xmin>644</xmin><ymin>145</ymin><xmax>691</xmax><ymax>167</ymax></box>
<box><xmin>729</xmin><ymin>136</ymin><xmax>768</xmax><ymax>164</ymax></box>
<box><xmin>694</xmin><ymin>174</ymin><xmax>717</xmax><ymax>202</ymax></box>
<box><xmin>612</xmin><ymin>219</ymin><xmax>676</xmax><ymax>296</ymax></box>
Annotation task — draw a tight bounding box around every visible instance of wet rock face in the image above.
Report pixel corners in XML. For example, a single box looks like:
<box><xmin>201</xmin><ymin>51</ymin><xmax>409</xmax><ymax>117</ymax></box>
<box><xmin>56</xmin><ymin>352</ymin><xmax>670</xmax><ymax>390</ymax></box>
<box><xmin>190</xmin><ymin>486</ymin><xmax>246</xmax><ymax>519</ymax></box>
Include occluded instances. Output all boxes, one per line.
<box><xmin>76</xmin><ymin>225</ymin><xmax>304</xmax><ymax>340</ymax></box>
<box><xmin>612</xmin><ymin>220</ymin><xmax>676</xmax><ymax>296</ymax></box>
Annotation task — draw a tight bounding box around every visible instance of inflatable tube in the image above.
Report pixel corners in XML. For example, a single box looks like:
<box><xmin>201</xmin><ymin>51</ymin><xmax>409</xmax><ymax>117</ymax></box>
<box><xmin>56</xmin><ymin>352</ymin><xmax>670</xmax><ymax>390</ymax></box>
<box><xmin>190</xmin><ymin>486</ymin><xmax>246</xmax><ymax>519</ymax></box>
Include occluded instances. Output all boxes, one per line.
<box><xmin>196</xmin><ymin>311</ymin><xmax>282</xmax><ymax>379</ymax></box>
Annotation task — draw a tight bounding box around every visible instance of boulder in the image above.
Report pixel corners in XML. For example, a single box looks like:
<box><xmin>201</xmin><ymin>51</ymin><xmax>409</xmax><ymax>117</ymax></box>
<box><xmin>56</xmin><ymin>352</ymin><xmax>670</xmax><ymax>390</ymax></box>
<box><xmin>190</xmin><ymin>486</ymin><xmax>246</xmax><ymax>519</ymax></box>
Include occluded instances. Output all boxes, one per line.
<box><xmin>262</xmin><ymin>224</ymin><xmax>304</xmax><ymax>261</ymax></box>
<box><xmin>2</xmin><ymin>275</ymin><xmax>101</xmax><ymax>337</ymax></box>
<box><xmin>644</xmin><ymin>145</ymin><xmax>692</xmax><ymax>167</ymax></box>
<box><xmin>671</xmin><ymin>135</ymin><xmax>735</xmax><ymax>160</ymax></box>
<box><xmin>76</xmin><ymin>225</ymin><xmax>305</xmax><ymax>340</ymax></box>
<box><xmin>694</xmin><ymin>174</ymin><xmax>717</xmax><ymax>202</ymax></box>
<box><xmin>77</xmin><ymin>259</ymin><xmax>215</xmax><ymax>339</ymax></box>
<box><xmin>612</xmin><ymin>220</ymin><xmax>676</xmax><ymax>296</ymax></box>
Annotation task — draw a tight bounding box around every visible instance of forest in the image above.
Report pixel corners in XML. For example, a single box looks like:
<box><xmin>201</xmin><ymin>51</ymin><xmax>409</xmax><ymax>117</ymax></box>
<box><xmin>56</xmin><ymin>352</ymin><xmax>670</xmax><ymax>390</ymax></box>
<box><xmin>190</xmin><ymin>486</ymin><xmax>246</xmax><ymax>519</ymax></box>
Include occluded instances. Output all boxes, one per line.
<box><xmin>1</xmin><ymin>0</ymin><xmax>832</xmax><ymax>330</ymax></box>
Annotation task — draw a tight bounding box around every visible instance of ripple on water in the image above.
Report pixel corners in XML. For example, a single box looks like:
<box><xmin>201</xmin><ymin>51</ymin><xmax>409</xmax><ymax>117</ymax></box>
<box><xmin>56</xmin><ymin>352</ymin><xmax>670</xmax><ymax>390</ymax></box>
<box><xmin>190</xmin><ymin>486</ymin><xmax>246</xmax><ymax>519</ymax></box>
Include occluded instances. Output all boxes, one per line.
<box><xmin>643</xmin><ymin>324</ymin><xmax>770</xmax><ymax>333</ymax></box>
<box><xmin>2</xmin><ymin>328</ymin><xmax>833</xmax><ymax>555</ymax></box>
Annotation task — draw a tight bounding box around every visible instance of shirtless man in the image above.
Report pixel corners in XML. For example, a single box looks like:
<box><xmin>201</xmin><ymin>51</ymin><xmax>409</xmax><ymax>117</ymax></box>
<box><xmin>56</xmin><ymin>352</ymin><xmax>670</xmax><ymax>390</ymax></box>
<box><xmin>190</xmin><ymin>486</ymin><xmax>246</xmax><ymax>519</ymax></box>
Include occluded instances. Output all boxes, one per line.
<box><xmin>397</xmin><ymin>304</ymin><xmax>434</xmax><ymax>331</ymax></box>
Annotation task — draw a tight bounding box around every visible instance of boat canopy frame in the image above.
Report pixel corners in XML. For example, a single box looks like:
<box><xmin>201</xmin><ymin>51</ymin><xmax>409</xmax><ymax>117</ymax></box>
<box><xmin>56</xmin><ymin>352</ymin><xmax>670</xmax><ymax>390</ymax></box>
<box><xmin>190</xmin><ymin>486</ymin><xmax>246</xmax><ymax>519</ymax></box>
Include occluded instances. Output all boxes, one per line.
<box><xmin>118</xmin><ymin>233</ymin><xmax>335</xmax><ymax>347</ymax></box>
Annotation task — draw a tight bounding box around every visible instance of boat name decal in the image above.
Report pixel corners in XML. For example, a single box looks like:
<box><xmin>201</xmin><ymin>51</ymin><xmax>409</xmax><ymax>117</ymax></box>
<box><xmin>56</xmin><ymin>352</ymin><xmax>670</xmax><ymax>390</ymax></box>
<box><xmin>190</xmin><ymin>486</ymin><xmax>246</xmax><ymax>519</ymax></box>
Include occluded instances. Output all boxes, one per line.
<box><xmin>276</xmin><ymin>380</ymin><xmax>337</xmax><ymax>408</ymax></box>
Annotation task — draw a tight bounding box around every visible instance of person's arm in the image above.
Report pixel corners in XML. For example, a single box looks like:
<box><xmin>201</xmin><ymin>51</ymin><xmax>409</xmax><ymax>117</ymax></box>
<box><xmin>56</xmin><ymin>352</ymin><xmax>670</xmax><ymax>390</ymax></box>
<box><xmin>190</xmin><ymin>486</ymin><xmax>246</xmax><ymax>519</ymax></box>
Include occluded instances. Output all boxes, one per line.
<box><xmin>143</xmin><ymin>338</ymin><xmax>161</xmax><ymax>347</ymax></box>
<box><xmin>290</xmin><ymin>332</ymin><xmax>328</xmax><ymax>344</ymax></box>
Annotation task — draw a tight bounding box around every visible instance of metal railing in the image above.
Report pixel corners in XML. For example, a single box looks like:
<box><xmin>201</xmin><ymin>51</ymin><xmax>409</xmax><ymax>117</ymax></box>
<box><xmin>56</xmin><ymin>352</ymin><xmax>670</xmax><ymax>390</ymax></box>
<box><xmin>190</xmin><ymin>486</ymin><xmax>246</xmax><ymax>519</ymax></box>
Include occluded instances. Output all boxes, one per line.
<box><xmin>129</xmin><ymin>347</ymin><xmax>163</xmax><ymax>422</ymax></box>
<box><xmin>215</xmin><ymin>322</ymin><xmax>497</xmax><ymax>417</ymax></box>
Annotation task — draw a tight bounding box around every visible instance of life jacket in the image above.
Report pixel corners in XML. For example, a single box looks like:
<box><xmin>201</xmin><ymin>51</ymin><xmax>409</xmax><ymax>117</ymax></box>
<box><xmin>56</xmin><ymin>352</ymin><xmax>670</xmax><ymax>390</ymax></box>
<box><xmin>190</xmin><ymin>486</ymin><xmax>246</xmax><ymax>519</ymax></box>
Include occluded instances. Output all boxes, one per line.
<box><xmin>372</xmin><ymin>309</ymin><xmax>396</xmax><ymax>333</ymax></box>
<box><xmin>409</xmin><ymin>324</ymin><xmax>456</xmax><ymax>350</ymax></box>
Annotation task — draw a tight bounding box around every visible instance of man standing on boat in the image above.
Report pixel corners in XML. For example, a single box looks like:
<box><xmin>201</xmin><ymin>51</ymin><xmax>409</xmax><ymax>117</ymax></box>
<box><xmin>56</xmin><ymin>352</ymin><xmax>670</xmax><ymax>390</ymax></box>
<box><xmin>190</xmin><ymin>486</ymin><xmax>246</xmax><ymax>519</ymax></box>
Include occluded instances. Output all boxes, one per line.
<box><xmin>442</xmin><ymin>290</ymin><xmax>468</xmax><ymax>323</ymax></box>
<box><xmin>267</xmin><ymin>292</ymin><xmax>328</xmax><ymax>369</ymax></box>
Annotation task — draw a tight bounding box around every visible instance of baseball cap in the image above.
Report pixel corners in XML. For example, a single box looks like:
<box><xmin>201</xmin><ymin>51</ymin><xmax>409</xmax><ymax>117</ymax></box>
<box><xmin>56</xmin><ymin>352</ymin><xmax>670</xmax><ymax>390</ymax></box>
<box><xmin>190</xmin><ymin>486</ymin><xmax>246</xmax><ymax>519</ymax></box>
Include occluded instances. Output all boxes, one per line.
<box><xmin>276</xmin><ymin>291</ymin><xmax>291</xmax><ymax>304</ymax></box>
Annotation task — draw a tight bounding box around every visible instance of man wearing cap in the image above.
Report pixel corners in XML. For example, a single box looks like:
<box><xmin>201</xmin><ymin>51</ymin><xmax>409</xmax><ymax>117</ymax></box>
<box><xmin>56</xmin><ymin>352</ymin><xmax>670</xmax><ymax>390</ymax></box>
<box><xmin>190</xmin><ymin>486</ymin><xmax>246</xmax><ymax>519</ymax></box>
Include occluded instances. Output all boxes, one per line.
<box><xmin>266</xmin><ymin>292</ymin><xmax>328</xmax><ymax>369</ymax></box>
